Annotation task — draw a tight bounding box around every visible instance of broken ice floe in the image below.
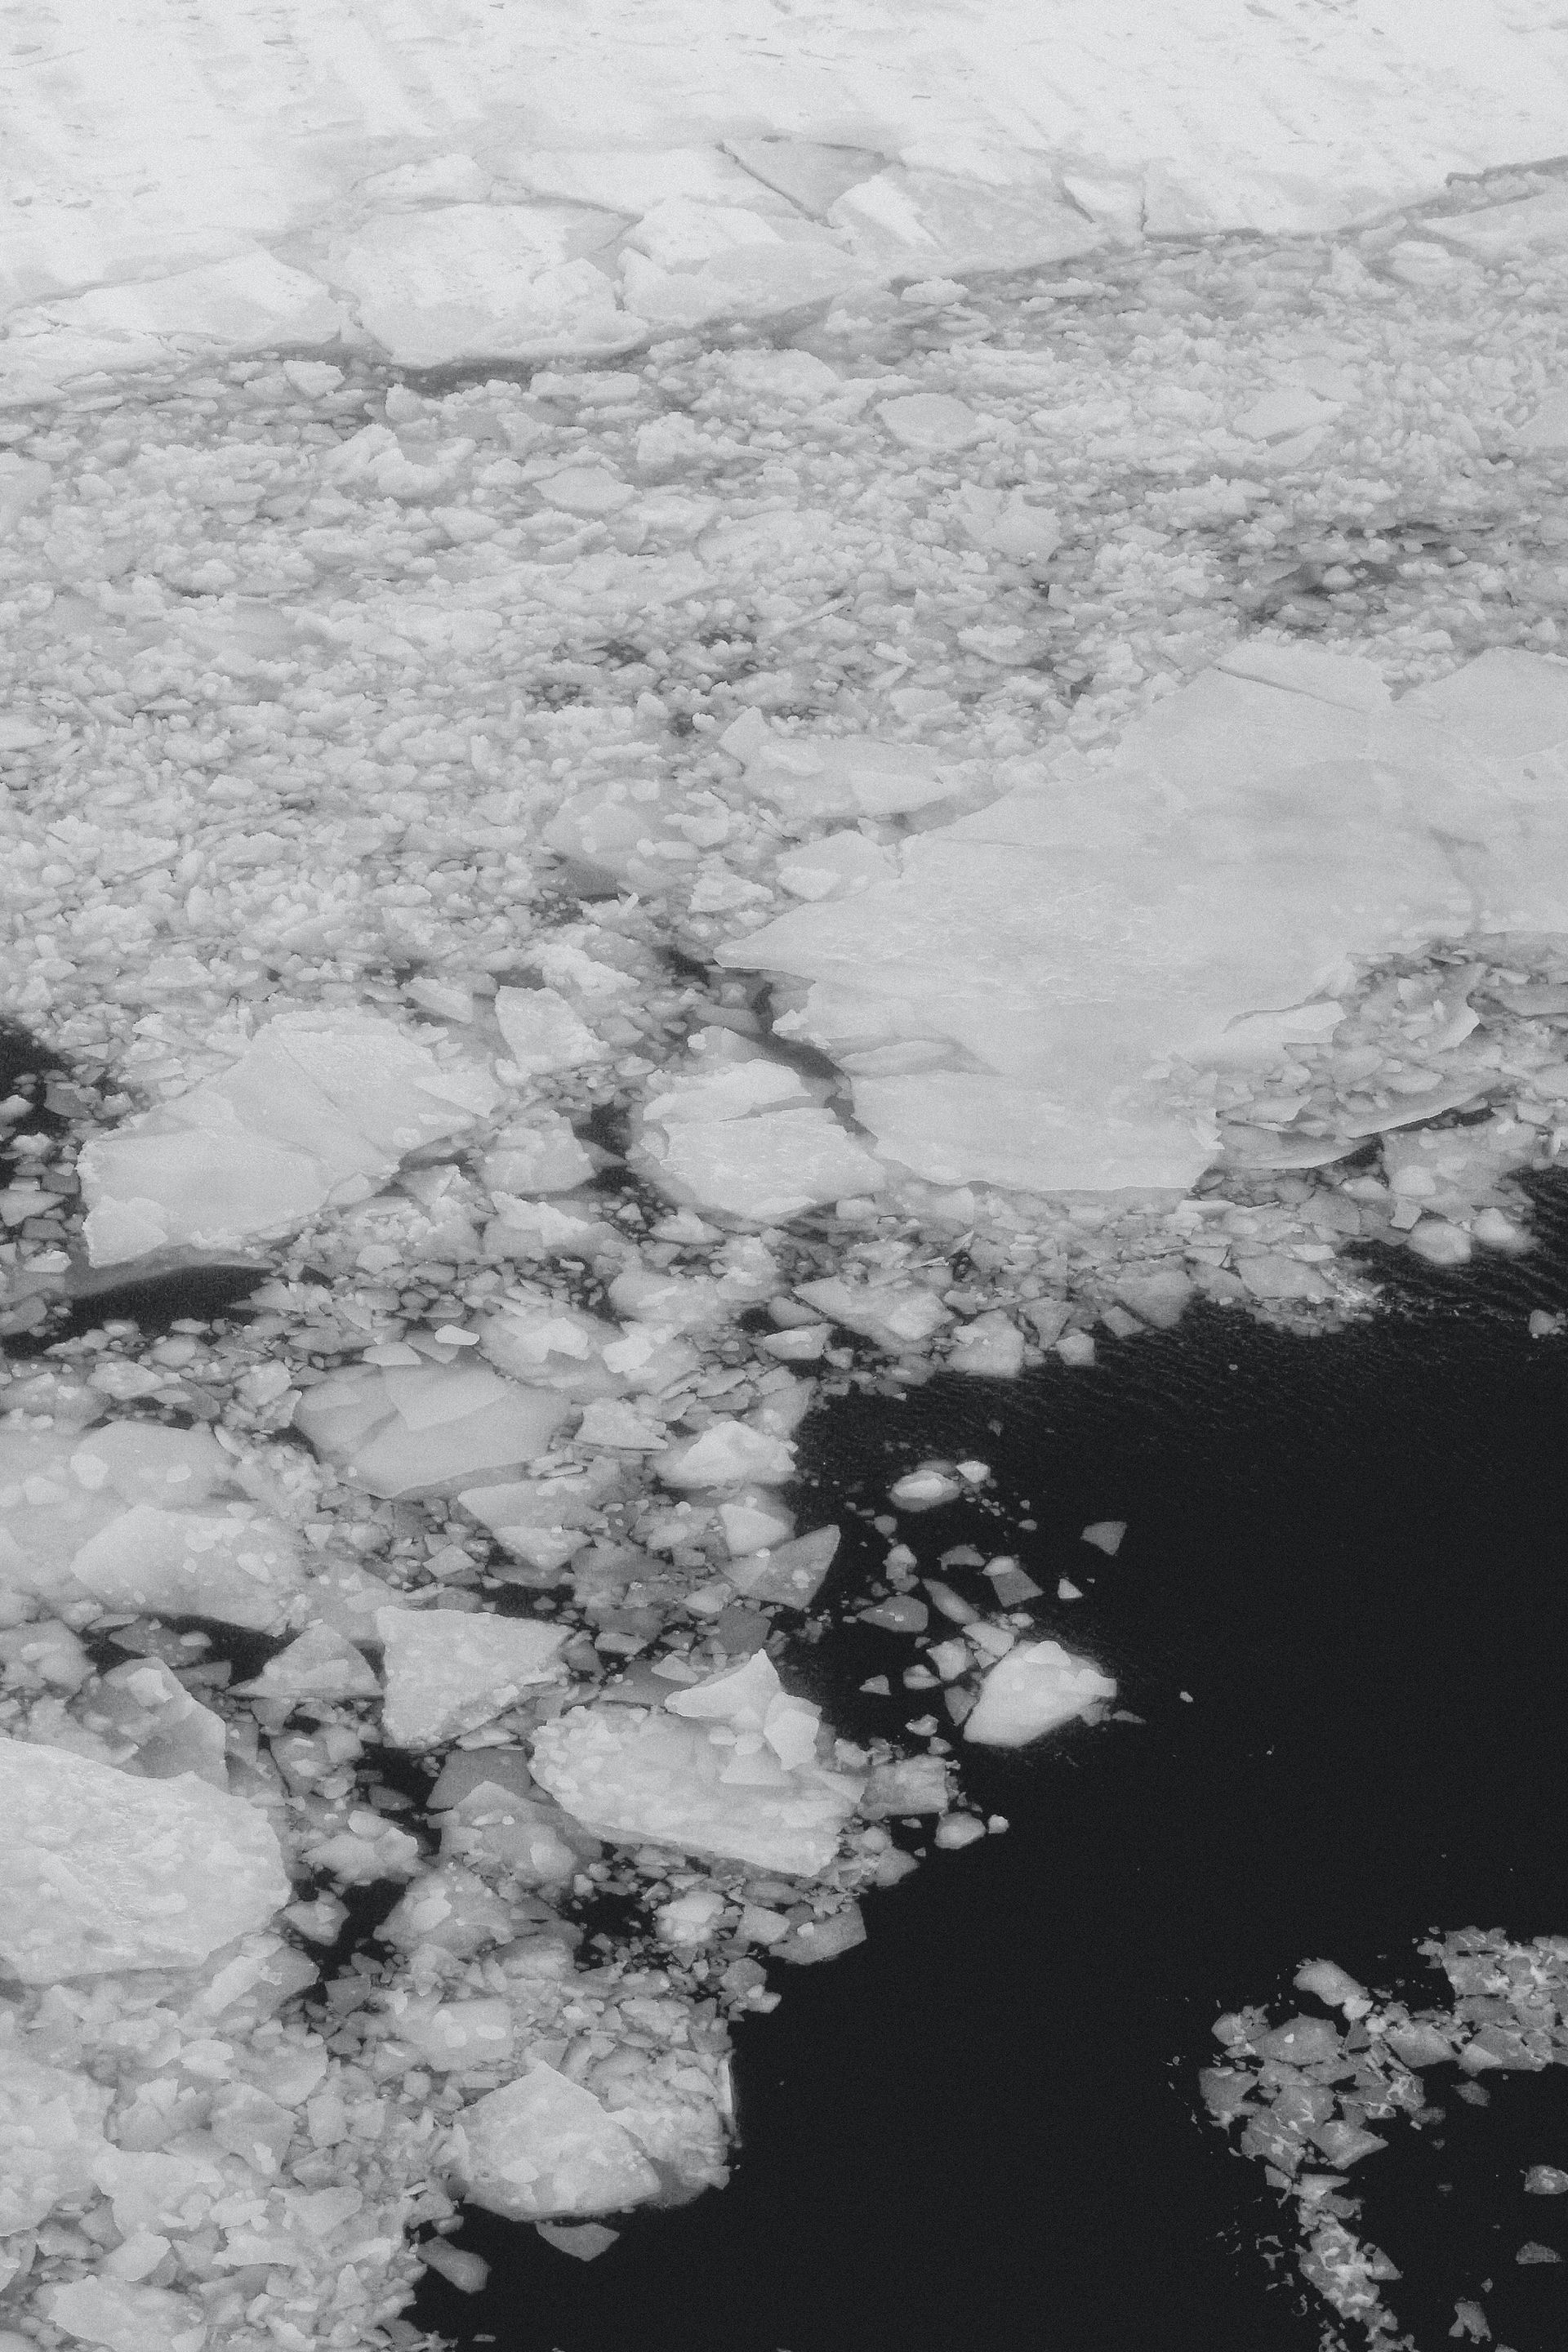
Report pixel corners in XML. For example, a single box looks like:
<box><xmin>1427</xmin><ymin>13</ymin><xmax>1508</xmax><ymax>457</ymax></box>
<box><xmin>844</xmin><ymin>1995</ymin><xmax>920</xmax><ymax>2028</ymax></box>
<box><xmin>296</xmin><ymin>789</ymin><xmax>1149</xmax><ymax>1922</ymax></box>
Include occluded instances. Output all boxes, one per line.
<box><xmin>963</xmin><ymin>1640</ymin><xmax>1118</xmax><ymax>1746</ymax></box>
<box><xmin>79</xmin><ymin>1013</ymin><xmax>497</xmax><ymax>1264</ymax></box>
<box><xmin>0</xmin><ymin>1740</ymin><xmax>288</xmax><ymax>1977</ymax></box>
<box><xmin>633</xmin><ymin>1030</ymin><xmax>885</xmax><ymax>1222</ymax></box>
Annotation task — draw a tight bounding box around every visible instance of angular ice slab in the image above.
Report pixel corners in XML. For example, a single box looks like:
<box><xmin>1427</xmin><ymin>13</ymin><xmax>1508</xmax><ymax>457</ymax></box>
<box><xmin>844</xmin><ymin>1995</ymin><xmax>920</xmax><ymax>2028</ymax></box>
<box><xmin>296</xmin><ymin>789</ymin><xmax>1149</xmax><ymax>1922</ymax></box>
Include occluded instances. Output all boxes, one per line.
<box><xmin>377</xmin><ymin>1606</ymin><xmax>570</xmax><ymax>1748</ymax></box>
<box><xmin>964</xmin><ymin>1640</ymin><xmax>1117</xmax><ymax>1747</ymax></box>
<box><xmin>452</xmin><ymin>2064</ymin><xmax>660</xmax><ymax>2221</ymax></box>
<box><xmin>722</xmin><ymin>648</ymin><xmax>1568</xmax><ymax>1195</ymax></box>
<box><xmin>293</xmin><ymin>1361</ymin><xmax>572</xmax><ymax>1499</ymax></box>
<box><xmin>530</xmin><ymin>1655</ymin><xmax>863</xmax><ymax>1874</ymax></box>
<box><xmin>68</xmin><ymin>1504</ymin><xmax>303</xmax><ymax>1631</ymax></box>
<box><xmin>0</xmin><ymin>1740</ymin><xmax>287</xmax><ymax>1977</ymax></box>
<box><xmin>80</xmin><ymin>1013</ymin><xmax>497</xmax><ymax>1263</ymax></box>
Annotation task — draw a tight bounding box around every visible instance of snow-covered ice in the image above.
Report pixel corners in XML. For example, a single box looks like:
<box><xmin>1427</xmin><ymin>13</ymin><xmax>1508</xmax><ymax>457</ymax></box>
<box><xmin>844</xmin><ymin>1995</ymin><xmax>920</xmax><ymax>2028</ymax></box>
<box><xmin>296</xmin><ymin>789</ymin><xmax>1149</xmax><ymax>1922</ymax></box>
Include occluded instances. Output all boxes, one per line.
<box><xmin>0</xmin><ymin>1740</ymin><xmax>288</xmax><ymax>1976</ymax></box>
<box><xmin>293</xmin><ymin>1359</ymin><xmax>572</xmax><ymax>1499</ymax></box>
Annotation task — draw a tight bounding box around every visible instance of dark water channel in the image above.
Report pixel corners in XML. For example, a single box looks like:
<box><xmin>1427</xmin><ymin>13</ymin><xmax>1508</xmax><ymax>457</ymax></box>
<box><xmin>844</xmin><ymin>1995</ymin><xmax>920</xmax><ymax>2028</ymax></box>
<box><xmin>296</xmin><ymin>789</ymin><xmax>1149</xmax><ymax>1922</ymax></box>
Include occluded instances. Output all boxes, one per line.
<box><xmin>426</xmin><ymin>1181</ymin><xmax>1568</xmax><ymax>2352</ymax></box>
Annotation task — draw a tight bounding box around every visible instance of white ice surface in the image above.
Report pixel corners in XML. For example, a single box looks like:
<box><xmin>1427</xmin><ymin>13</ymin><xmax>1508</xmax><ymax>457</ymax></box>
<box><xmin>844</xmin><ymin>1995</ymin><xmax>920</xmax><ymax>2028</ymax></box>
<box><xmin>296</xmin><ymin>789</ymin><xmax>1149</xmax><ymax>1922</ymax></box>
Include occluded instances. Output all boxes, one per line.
<box><xmin>376</xmin><ymin>1606</ymin><xmax>569</xmax><ymax>1748</ymax></box>
<box><xmin>452</xmin><ymin>2063</ymin><xmax>659</xmax><ymax>2222</ymax></box>
<box><xmin>4</xmin><ymin>2</ymin><xmax>1567</xmax><ymax>389</ymax></box>
<box><xmin>724</xmin><ymin>648</ymin><xmax>1568</xmax><ymax>1195</ymax></box>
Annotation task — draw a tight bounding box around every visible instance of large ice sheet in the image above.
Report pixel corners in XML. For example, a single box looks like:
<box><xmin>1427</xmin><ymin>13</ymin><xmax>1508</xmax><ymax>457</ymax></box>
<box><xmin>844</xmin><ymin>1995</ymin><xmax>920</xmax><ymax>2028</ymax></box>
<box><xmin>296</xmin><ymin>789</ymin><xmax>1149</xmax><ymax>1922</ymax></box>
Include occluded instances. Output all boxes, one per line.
<box><xmin>723</xmin><ymin>650</ymin><xmax>1568</xmax><ymax>1195</ymax></box>
<box><xmin>79</xmin><ymin>1013</ymin><xmax>497</xmax><ymax>1264</ymax></box>
<box><xmin>0</xmin><ymin>1740</ymin><xmax>288</xmax><ymax>1977</ymax></box>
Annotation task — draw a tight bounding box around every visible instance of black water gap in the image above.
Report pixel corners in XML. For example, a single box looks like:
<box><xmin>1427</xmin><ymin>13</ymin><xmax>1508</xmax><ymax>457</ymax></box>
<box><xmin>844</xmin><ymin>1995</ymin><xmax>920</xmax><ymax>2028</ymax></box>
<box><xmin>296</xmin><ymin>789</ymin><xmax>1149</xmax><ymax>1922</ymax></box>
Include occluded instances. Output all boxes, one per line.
<box><xmin>425</xmin><ymin>1186</ymin><xmax>1568</xmax><ymax>2352</ymax></box>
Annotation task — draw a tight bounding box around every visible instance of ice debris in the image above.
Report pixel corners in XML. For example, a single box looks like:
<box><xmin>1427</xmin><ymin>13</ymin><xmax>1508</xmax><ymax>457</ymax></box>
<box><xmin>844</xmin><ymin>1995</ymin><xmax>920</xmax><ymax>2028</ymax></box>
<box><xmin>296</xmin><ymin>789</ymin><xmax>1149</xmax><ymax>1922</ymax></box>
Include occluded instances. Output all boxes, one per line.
<box><xmin>377</xmin><ymin>1606</ymin><xmax>569</xmax><ymax>1747</ymax></box>
<box><xmin>0</xmin><ymin>1740</ymin><xmax>287</xmax><ymax>1977</ymax></box>
<box><xmin>635</xmin><ymin>1045</ymin><xmax>885</xmax><ymax>1222</ymax></box>
<box><xmin>79</xmin><ymin>1013</ymin><xmax>497</xmax><ymax>1263</ymax></box>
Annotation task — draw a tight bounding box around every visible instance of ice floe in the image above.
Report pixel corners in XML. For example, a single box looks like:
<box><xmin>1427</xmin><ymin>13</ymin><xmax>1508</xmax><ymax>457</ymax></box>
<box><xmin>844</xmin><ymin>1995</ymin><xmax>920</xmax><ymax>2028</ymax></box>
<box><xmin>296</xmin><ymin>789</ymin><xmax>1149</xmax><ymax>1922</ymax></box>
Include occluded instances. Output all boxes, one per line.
<box><xmin>293</xmin><ymin>1358</ymin><xmax>572</xmax><ymax>1499</ymax></box>
<box><xmin>964</xmin><ymin>1640</ymin><xmax>1118</xmax><ymax>1746</ymax></box>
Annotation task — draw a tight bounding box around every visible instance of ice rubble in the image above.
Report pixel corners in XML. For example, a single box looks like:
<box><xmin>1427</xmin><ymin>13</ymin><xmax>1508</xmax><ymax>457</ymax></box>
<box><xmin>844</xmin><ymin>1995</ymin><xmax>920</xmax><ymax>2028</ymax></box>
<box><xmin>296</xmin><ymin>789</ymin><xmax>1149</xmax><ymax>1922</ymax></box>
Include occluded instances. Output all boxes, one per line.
<box><xmin>722</xmin><ymin>647</ymin><xmax>1568</xmax><ymax>1195</ymax></box>
<box><xmin>79</xmin><ymin>1013</ymin><xmax>498</xmax><ymax>1265</ymax></box>
<box><xmin>0</xmin><ymin>1740</ymin><xmax>288</xmax><ymax>1978</ymax></box>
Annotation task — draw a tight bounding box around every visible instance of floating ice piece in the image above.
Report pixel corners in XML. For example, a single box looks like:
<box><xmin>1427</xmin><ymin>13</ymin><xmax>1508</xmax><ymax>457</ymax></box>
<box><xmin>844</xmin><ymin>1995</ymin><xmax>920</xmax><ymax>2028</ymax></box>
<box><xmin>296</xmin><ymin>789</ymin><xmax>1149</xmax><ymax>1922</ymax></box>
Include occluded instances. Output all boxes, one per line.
<box><xmin>620</xmin><ymin>215</ymin><xmax>865</xmax><ymax>329</ymax></box>
<box><xmin>452</xmin><ymin>2063</ymin><xmax>660</xmax><ymax>2221</ymax></box>
<box><xmin>11</xmin><ymin>251</ymin><xmax>349</xmax><ymax>392</ymax></box>
<box><xmin>377</xmin><ymin>1606</ymin><xmax>569</xmax><ymax>1748</ymax></box>
<box><xmin>639</xmin><ymin>1056</ymin><xmax>887</xmax><ymax>1221</ymax></box>
<box><xmin>888</xmin><ymin>1465</ymin><xmax>963</xmax><ymax>1510</ymax></box>
<box><xmin>531</xmin><ymin>1691</ymin><xmax>863</xmax><ymax>1875</ymax></box>
<box><xmin>575</xmin><ymin>1398</ymin><xmax>667</xmax><ymax>1452</ymax></box>
<box><xmin>42</xmin><ymin>2275</ymin><xmax>207</xmax><ymax>2352</ymax></box>
<box><xmin>0</xmin><ymin>2047</ymin><xmax>111</xmax><ymax>2234</ymax></box>
<box><xmin>536</xmin><ymin>2220</ymin><xmax>621</xmax><ymax>2261</ymax></box>
<box><xmin>830</xmin><ymin>163</ymin><xmax>1105</xmax><ymax>279</ymax></box>
<box><xmin>68</xmin><ymin>1505</ymin><xmax>303</xmax><ymax>1632</ymax></box>
<box><xmin>293</xmin><ymin>1361</ymin><xmax>572</xmax><ymax>1499</ymax></box>
<box><xmin>0</xmin><ymin>1740</ymin><xmax>287</xmax><ymax>1977</ymax></box>
<box><xmin>660</xmin><ymin>1423</ymin><xmax>795</xmax><ymax>1490</ymax></box>
<box><xmin>494</xmin><ymin>987</ymin><xmax>608</xmax><ymax>1078</ymax></box>
<box><xmin>234</xmin><ymin>1622</ymin><xmax>381</xmax><ymax>1702</ymax></box>
<box><xmin>401</xmin><ymin>1997</ymin><xmax>516</xmax><ymax>2074</ymax></box>
<box><xmin>1294</xmin><ymin>1959</ymin><xmax>1372</xmax><ymax>2018</ymax></box>
<box><xmin>1112</xmin><ymin>1269</ymin><xmax>1195</xmax><ymax>1329</ymax></box>
<box><xmin>777</xmin><ymin>831</ymin><xmax>899</xmax><ymax>901</ymax></box>
<box><xmin>1234</xmin><ymin>385</ymin><xmax>1344</xmax><ymax>443</ymax></box>
<box><xmin>795</xmin><ymin>1275</ymin><xmax>951</xmax><ymax>1352</ymax></box>
<box><xmin>80</xmin><ymin>1013</ymin><xmax>497</xmax><ymax>1264</ymax></box>
<box><xmin>947</xmin><ymin>1312</ymin><xmax>1026</xmax><ymax>1378</ymax></box>
<box><xmin>964</xmin><ymin>1640</ymin><xmax>1117</xmax><ymax>1746</ymax></box>
<box><xmin>482</xmin><ymin>1113</ymin><xmax>595</xmax><ymax>1195</ymax></box>
<box><xmin>729</xmin><ymin>1526</ymin><xmax>840</xmax><ymax>1608</ymax></box>
<box><xmin>719</xmin><ymin>707</ymin><xmax>960</xmax><ymax>822</ymax></box>
<box><xmin>1081</xmin><ymin>1521</ymin><xmax>1127</xmax><ymax>1557</ymax></box>
<box><xmin>95</xmin><ymin>1655</ymin><xmax>229</xmax><ymax>1788</ymax></box>
<box><xmin>328</xmin><ymin>207</ymin><xmax>642</xmax><ymax>368</ymax></box>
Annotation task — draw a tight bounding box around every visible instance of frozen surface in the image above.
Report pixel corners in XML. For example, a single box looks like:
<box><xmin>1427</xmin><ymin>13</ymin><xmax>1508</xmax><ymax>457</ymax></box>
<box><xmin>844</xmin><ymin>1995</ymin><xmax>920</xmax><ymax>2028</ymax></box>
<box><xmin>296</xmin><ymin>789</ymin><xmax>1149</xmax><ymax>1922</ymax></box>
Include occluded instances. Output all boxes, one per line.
<box><xmin>67</xmin><ymin>1504</ymin><xmax>303</xmax><ymax>1631</ymax></box>
<box><xmin>4</xmin><ymin>1</ymin><xmax>1567</xmax><ymax>388</ymax></box>
<box><xmin>79</xmin><ymin>1013</ymin><xmax>497</xmax><ymax>1264</ymax></box>
<box><xmin>0</xmin><ymin>1739</ymin><xmax>288</xmax><ymax>1976</ymax></box>
<box><xmin>530</xmin><ymin>1655</ymin><xmax>864</xmax><ymax>1874</ymax></box>
<box><xmin>725</xmin><ymin>648</ymin><xmax>1568</xmax><ymax>1194</ymax></box>
<box><xmin>377</xmin><ymin>1606</ymin><xmax>569</xmax><ymax>1748</ymax></box>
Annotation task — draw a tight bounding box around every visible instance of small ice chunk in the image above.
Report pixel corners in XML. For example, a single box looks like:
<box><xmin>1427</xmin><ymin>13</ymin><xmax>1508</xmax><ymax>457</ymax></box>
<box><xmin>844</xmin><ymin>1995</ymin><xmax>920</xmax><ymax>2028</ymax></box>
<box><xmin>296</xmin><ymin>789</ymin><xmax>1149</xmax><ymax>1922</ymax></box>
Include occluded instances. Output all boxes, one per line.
<box><xmin>661</xmin><ymin>1423</ymin><xmax>795</xmax><ymax>1490</ymax></box>
<box><xmin>888</xmin><ymin>1466</ymin><xmax>962</xmax><ymax>1510</ymax></box>
<box><xmin>1526</xmin><ymin>2166</ymin><xmax>1568</xmax><ymax>2195</ymax></box>
<box><xmin>729</xmin><ymin>1525</ymin><xmax>840</xmax><ymax>1607</ymax></box>
<box><xmin>495</xmin><ymin>987</ymin><xmax>607</xmax><ymax>1076</ymax></box>
<box><xmin>963</xmin><ymin>1640</ymin><xmax>1116</xmax><ymax>1747</ymax></box>
<box><xmin>294</xmin><ymin>1361</ymin><xmax>572</xmax><ymax>1498</ymax></box>
<box><xmin>79</xmin><ymin>1012</ymin><xmax>497</xmax><ymax>1263</ymax></box>
<box><xmin>452</xmin><ymin>2063</ymin><xmax>661</xmax><ymax>2221</ymax></box>
<box><xmin>1294</xmin><ymin>1959</ymin><xmax>1372</xmax><ymax>2017</ymax></box>
<box><xmin>481</xmin><ymin>1113</ymin><xmax>595</xmax><ymax>1196</ymax></box>
<box><xmin>377</xmin><ymin>1606</ymin><xmax>569</xmax><ymax>1748</ymax></box>
<box><xmin>68</xmin><ymin>1506</ymin><xmax>303</xmax><ymax>1632</ymax></box>
<box><xmin>1080</xmin><ymin>1521</ymin><xmax>1126</xmax><ymax>1557</ymax></box>
<box><xmin>42</xmin><ymin>2278</ymin><xmax>207</xmax><ymax>2352</ymax></box>
<box><xmin>0</xmin><ymin>1740</ymin><xmax>287</xmax><ymax>1977</ymax></box>
<box><xmin>234</xmin><ymin>1622</ymin><xmax>381</xmax><ymax>1701</ymax></box>
<box><xmin>531</xmin><ymin>1699</ymin><xmax>863</xmax><ymax>1874</ymax></box>
<box><xmin>877</xmin><ymin>394</ymin><xmax>982</xmax><ymax>451</ymax></box>
<box><xmin>777</xmin><ymin>831</ymin><xmax>898</xmax><ymax>902</ymax></box>
<box><xmin>536</xmin><ymin>2220</ymin><xmax>621</xmax><ymax>2260</ymax></box>
<box><xmin>0</xmin><ymin>2051</ymin><xmax>112</xmax><ymax>2232</ymax></box>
